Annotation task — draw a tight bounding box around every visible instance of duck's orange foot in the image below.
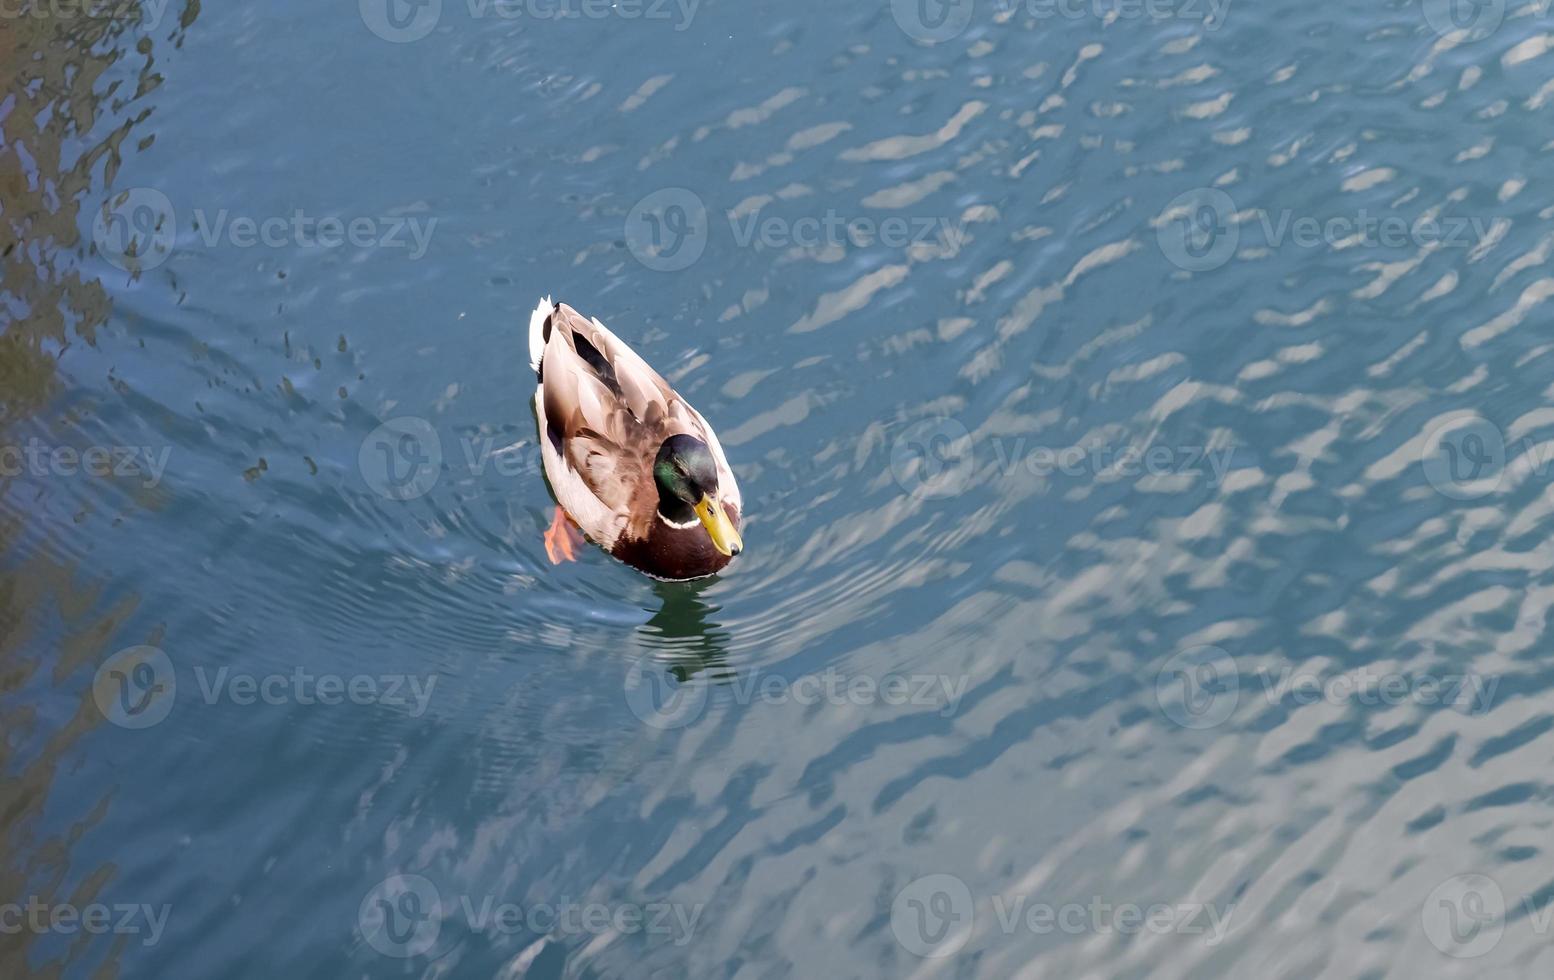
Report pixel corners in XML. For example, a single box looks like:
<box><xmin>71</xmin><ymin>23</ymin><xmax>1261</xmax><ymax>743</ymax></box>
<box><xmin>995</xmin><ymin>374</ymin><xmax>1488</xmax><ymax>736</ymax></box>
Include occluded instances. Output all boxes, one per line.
<box><xmin>543</xmin><ymin>506</ymin><xmax>584</xmax><ymax>564</ymax></box>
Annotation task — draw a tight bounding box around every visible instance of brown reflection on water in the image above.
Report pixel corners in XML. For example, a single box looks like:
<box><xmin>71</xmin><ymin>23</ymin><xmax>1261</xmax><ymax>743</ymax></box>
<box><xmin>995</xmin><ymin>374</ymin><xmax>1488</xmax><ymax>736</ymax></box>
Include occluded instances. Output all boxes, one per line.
<box><xmin>3</xmin><ymin>1</ymin><xmax>187</xmax><ymax>417</ymax></box>
<box><xmin>1</xmin><ymin>2</ymin><xmax>197</xmax><ymax>975</ymax></box>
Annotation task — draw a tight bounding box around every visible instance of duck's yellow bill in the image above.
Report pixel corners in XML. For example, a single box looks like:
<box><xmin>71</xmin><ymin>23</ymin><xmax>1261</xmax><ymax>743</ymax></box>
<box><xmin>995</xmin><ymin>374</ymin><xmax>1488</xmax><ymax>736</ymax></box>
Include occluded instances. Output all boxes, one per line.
<box><xmin>694</xmin><ymin>495</ymin><xmax>743</xmax><ymax>557</ymax></box>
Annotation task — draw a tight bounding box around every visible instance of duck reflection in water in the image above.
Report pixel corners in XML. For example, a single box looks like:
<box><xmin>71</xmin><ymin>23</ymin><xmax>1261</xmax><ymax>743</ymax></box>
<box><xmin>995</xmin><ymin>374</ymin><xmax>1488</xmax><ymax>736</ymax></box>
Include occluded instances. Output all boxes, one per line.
<box><xmin>637</xmin><ymin>577</ymin><xmax>732</xmax><ymax>686</ymax></box>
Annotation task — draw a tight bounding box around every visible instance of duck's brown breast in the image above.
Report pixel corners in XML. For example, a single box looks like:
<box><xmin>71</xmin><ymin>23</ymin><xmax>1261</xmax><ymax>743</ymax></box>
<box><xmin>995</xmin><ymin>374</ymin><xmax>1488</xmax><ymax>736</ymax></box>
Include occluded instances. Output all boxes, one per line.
<box><xmin>611</xmin><ymin>503</ymin><xmax>742</xmax><ymax>580</ymax></box>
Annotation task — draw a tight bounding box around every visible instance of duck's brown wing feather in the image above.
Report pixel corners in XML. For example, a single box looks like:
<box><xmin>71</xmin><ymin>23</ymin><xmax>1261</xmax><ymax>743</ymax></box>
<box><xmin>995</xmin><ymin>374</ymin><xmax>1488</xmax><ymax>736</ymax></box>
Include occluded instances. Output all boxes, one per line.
<box><xmin>538</xmin><ymin>303</ymin><xmax>708</xmax><ymax>536</ymax></box>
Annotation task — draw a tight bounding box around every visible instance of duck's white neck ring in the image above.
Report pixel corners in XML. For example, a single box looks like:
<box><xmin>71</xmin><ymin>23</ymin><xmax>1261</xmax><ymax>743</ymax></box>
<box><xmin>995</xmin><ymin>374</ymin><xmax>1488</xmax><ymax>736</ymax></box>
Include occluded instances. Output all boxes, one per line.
<box><xmin>656</xmin><ymin>509</ymin><xmax>701</xmax><ymax>529</ymax></box>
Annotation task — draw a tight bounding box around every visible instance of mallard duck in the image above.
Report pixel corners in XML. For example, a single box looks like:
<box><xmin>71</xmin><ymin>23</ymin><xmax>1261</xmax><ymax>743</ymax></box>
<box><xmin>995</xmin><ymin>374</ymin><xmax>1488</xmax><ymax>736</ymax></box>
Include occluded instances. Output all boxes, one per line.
<box><xmin>528</xmin><ymin>297</ymin><xmax>744</xmax><ymax>580</ymax></box>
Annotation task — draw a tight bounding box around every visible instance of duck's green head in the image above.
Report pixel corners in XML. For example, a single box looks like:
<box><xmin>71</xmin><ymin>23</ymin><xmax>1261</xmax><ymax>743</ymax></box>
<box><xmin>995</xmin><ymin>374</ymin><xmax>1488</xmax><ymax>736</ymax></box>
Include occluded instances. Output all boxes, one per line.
<box><xmin>653</xmin><ymin>434</ymin><xmax>742</xmax><ymax>557</ymax></box>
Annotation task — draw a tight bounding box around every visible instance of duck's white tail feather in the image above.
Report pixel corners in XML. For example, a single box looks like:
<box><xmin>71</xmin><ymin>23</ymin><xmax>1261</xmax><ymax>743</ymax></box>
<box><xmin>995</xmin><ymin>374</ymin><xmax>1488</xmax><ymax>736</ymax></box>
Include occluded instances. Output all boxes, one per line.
<box><xmin>528</xmin><ymin>295</ymin><xmax>554</xmax><ymax>373</ymax></box>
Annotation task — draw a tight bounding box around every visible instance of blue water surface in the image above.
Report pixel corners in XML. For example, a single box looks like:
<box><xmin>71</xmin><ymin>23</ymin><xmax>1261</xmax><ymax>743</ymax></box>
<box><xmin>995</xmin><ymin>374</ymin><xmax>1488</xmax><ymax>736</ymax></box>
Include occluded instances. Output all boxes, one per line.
<box><xmin>7</xmin><ymin>0</ymin><xmax>1554</xmax><ymax>976</ymax></box>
